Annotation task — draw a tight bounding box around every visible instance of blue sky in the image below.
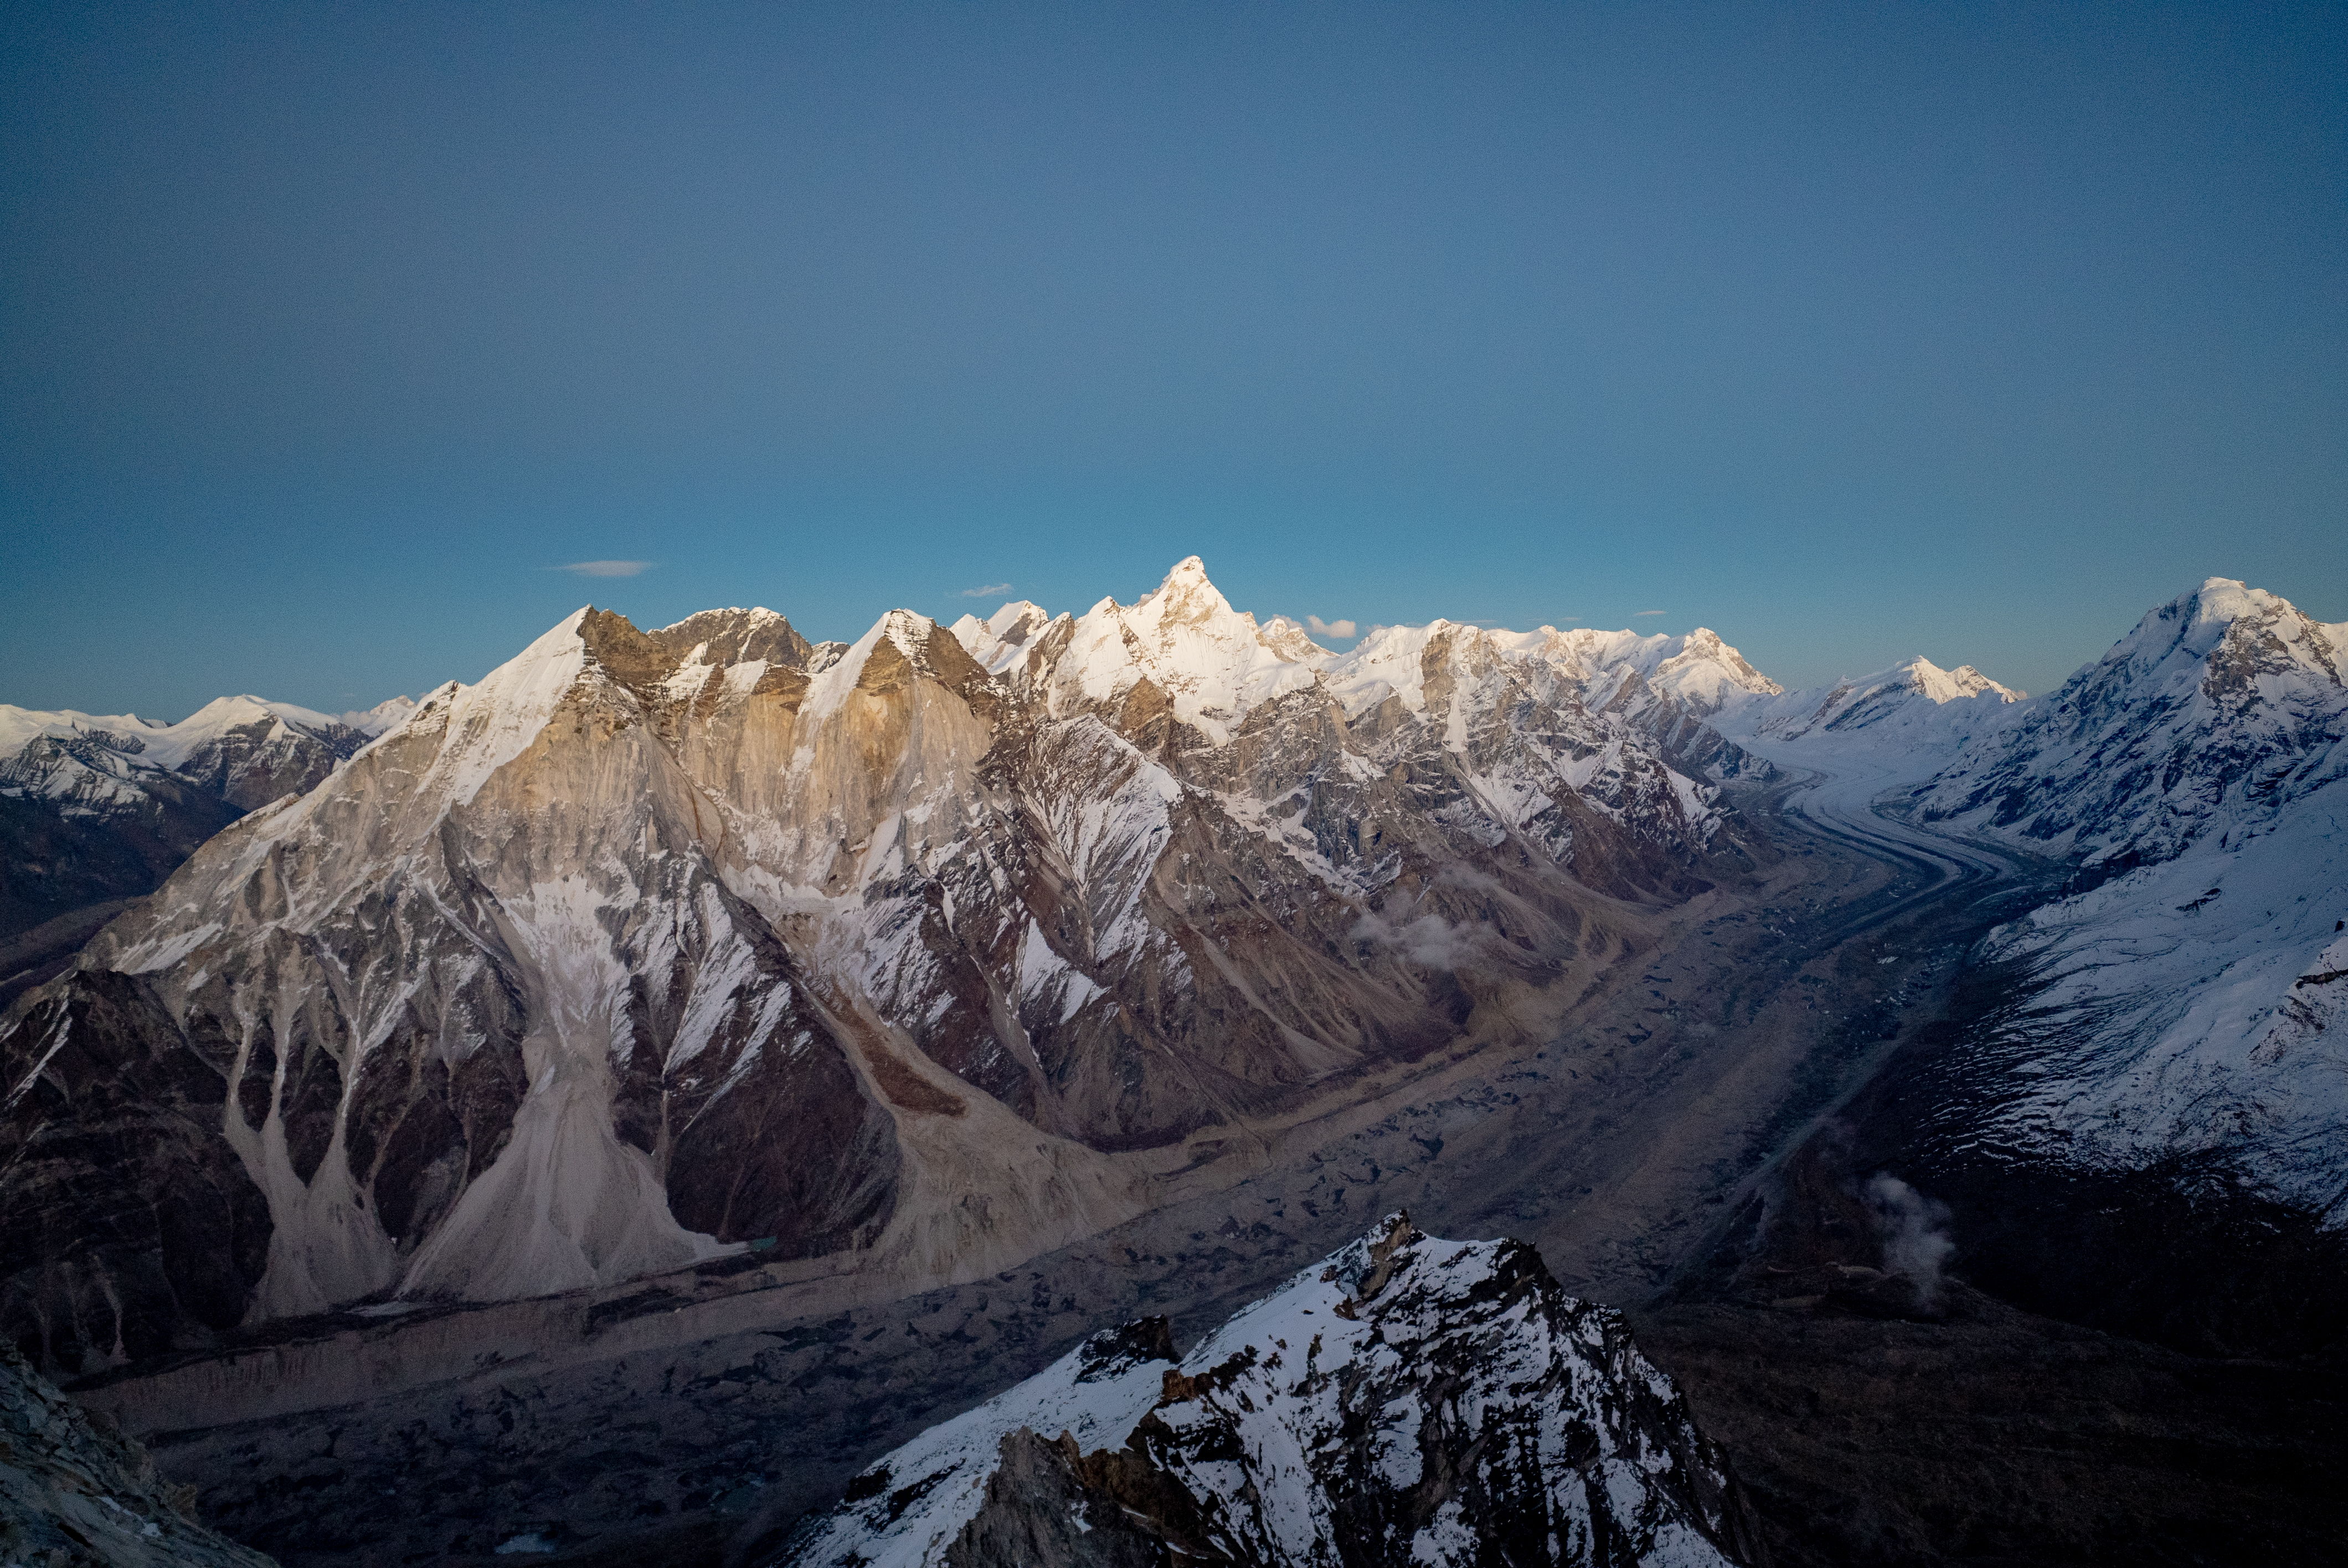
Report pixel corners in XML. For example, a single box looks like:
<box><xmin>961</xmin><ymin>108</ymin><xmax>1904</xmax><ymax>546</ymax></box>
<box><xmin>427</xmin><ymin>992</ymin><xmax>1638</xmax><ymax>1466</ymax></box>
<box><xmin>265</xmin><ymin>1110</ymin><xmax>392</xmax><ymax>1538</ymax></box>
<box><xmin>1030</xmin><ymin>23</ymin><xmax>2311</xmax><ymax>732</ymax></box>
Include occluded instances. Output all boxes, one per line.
<box><xmin>3</xmin><ymin>1</ymin><xmax>2342</xmax><ymax>715</ymax></box>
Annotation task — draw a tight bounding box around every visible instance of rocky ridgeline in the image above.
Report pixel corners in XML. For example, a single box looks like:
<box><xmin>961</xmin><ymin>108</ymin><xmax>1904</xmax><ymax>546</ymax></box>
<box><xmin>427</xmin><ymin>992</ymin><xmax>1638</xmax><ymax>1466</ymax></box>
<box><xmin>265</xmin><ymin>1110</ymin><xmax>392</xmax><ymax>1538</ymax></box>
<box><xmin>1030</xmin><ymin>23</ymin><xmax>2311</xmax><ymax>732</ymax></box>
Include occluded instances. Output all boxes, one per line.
<box><xmin>1</xmin><ymin>1342</ymin><xmax>276</xmax><ymax>1567</ymax></box>
<box><xmin>779</xmin><ymin>1215</ymin><xmax>1753</xmax><ymax>1567</ymax></box>
<box><xmin>4</xmin><ymin>563</ymin><xmax>2342</xmax><ymax>1404</ymax></box>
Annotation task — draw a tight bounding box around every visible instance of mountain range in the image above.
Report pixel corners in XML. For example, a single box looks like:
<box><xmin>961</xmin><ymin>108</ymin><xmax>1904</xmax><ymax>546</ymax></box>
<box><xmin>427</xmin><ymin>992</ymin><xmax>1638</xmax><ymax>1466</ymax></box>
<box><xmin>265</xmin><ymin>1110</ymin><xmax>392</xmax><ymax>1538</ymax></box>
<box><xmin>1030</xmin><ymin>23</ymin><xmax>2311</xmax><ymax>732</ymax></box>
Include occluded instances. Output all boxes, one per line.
<box><xmin>1</xmin><ymin>560</ymin><xmax>2341</xmax><ymax>1567</ymax></box>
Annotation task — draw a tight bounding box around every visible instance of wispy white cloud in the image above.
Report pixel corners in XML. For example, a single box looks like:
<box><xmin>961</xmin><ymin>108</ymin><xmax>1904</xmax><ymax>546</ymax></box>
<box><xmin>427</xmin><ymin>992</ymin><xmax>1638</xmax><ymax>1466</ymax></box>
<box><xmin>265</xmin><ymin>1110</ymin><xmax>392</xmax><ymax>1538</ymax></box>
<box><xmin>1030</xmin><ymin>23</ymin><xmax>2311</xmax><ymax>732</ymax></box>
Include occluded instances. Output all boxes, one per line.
<box><xmin>556</xmin><ymin>560</ymin><xmax>653</xmax><ymax>577</ymax></box>
<box><xmin>1633</xmin><ymin>608</ymin><xmax>1666</xmax><ymax>617</ymax></box>
<box><xmin>1352</xmin><ymin>902</ymin><xmax>1493</xmax><ymax>969</ymax></box>
<box><xmin>1305</xmin><ymin>614</ymin><xmax>1358</xmax><ymax>639</ymax></box>
<box><xmin>957</xmin><ymin>581</ymin><xmax>1014</xmax><ymax>599</ymax></box>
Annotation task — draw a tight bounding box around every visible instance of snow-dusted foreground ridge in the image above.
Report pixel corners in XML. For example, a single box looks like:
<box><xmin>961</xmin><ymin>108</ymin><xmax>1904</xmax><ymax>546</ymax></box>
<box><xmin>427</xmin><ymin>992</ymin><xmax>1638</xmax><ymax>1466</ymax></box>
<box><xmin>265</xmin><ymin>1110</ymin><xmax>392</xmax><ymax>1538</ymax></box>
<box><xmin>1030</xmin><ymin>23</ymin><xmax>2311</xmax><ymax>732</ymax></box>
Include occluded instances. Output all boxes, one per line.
<box><xmin>777</xmin><ymin>1215</ymin><xmax>1745</xmax><ymax>1568</ymax></box>
<box><xmin>1</xmin><ymin>1340</ymin><xmax>277</xmax><ymax>1568</ymax></box>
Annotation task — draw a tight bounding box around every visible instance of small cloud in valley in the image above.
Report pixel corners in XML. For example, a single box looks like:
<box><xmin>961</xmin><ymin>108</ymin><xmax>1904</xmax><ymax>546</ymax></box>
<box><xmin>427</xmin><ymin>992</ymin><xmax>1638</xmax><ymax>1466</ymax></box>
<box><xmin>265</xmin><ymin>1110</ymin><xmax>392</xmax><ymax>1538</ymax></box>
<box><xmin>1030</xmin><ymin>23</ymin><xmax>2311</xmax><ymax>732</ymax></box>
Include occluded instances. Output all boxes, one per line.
<box><xmin>958</xmin><ymin>582</ymin><xmax>1014</xmax><ymax>599</ymax></box>
<box><xmin>1306</xmin><ymin>615</ymin><xmax>1357</xmax><ymax>639</ymax></box>
<box><xmin>555</xmin><ymin>560</ymin><xmax>653</xmax><ymax>578</ymax></box>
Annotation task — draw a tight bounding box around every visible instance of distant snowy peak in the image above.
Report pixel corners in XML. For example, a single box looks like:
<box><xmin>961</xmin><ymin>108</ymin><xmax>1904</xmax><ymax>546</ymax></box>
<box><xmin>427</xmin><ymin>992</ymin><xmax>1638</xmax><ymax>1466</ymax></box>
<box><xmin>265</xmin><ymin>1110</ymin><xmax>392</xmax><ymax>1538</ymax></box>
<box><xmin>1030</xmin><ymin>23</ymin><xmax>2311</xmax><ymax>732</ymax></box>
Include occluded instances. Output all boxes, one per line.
<box><xmin>777</xmin><ymin>1215</ymin><xmax>1744</xmax><ymax>1568</ymax></box>
<box><xmin>946</xmin><ymin>563</ymin><xmax>1783</xmax><ymax>746</ymax></box>
<box><xmin>1731</xmin><ymin>655</ymin><xmax>2023</xmax><ymax>742</ymax></box>
<box><xmin>1893</xmin><ymin>658</ymin><xmax>2022</xmax><ymax>705</ymax></box>
<box><xmin>947</xmin><ymin>600</ymin><xmax>1062</xmax><ymax>677</ymax></box>
<box><xmin>0</xmin><ymin>692</ymin><xmax>394</xmax><ymax>817</ymax></box>
<box><xmin>1512</xmin><ymin>625</ymin><xmax>1781</xmax><ymax>716</ymax></box>
<box><xmin>1254</xmin><ymin>611</ymin><xmax>1337</xmax><ymax>667</ymax></box>
<box><xmin>343</xmin><ymin>695</ymin><xmax>418</xmax><ymax>735</ymax></box>
<box><xmin>1647</xmin><ymin>626</ymin><xmax>1786</xmax><ymax>709</ymax></box>
<box><xmin>1048</xmin><ymin>556</ymin><xmax>1323</xmax><ymax>744</ymax></box>
<box><xmin>1914</xmin><ymin>577</ymin><xmax>2348</xmax><ymax>866</ymax></box>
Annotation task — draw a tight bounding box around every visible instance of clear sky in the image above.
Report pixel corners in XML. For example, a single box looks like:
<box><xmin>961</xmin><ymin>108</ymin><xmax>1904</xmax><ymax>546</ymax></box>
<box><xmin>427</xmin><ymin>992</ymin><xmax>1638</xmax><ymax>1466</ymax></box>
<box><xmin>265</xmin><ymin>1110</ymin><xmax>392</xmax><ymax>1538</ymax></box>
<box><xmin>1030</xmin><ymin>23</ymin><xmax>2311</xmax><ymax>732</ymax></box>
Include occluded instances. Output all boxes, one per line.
<box><xmin>4</xmin><ymin>1</ymin><xmax>2342</xmax><ymax>716</ymax></box>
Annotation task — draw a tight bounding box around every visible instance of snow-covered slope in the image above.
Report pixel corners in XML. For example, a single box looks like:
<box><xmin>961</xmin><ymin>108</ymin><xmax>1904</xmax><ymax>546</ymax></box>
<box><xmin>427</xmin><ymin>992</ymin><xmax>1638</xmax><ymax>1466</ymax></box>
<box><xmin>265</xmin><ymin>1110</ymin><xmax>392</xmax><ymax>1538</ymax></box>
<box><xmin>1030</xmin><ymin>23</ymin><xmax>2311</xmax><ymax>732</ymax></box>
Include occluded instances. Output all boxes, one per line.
<box><xmin>1699</xmin><ymin>579</ymin><xmax>2347</xmax><ymax>1221</ymax></box>
<box><xmin>776</xmin><ymin>1215</ymin><xmax>1745</xmax><ymax>1567</ymax></box>
<box><xmin>1963</xmin><ymin>800</ymin><xmax>2348</xmax><ymax>1218</ymax></box>
<box><xmin>1870</xmin><ymin>581</ymin><xmax>2348</xmax><ymax>1213</ymax></box>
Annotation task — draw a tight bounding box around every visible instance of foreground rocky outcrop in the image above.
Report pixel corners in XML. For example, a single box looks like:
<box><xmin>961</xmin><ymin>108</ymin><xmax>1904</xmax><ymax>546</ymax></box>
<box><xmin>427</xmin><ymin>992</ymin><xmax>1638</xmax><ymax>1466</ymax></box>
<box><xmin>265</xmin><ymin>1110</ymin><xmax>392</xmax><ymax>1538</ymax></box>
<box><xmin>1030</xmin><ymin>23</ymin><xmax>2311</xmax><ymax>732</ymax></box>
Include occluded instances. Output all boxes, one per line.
<box><xmin>778</xmin><ymin>1214</ymin><xmax>1753</xmax><ymax>1567</ymax></box>
<box><xmin>1</xmin><ymin>1341</ymin><xmax>276</xmax><ymax>1567</ymax></box>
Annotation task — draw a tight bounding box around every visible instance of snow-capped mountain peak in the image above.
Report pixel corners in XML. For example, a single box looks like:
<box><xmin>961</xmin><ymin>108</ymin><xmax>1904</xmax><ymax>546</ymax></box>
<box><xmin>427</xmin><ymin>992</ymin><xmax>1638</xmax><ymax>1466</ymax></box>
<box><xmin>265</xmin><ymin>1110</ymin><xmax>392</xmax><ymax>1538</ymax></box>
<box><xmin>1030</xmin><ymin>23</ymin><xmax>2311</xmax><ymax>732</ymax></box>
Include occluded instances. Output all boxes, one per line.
<box><xmin>1883</xmin><ymin>656</ymin><xmax>2021</xmax><ymax>705</ymax></box>
<box><xmin>1902</xmin><ymin>579</ymin><xmax>2348</xmax><ymax>1223</ymax></box>
<box><xmin>342</xmin><ymin>695</ymin><xmax>418</xmax><ymax>735</ymax></box>
<box><xmin>1715</xmin><ymin>653</ymin><xmax>2024</xmax><ymax>746</ymax></box>
<box><xmin>1914</xmin><ymin>577</ymin><xmax>2347</xmax><ymax>866</ymax></box>
<box><xmin>946</xmin><ymin>600</ymin><xmax>1062</xmax><ymax>675</ymax></box>
<box><xmin>1939</xmin><ymin>662</ymin><xmax>2021</xmax><ymax>701</ymax></box>
<box><xmin>777</xmin><ymin>1215</ymin><xmax>1744</xmax><ymax>1567</ymax></box>
<box><xmin>406</xmin><ymin>607</ymin><xmax>594</xmax><ymax>809</ymax></box>
<box><xmin>1048</xmin><ymin>558</ymin><xmax>1320</xmax><ymax>743</ymax></box>
<box><xmin>1647</xmin><ymin>626</ymin><xmax>1786</xmax><ymax>710</ymax></box>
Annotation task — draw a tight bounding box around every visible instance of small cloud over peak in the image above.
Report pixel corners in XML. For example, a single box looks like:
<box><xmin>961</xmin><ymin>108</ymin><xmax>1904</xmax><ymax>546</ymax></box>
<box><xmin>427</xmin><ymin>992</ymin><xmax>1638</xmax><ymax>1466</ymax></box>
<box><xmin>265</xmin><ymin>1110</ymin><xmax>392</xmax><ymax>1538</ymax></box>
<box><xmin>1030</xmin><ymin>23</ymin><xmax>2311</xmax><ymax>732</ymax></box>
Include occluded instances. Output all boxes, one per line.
<box><xmin>557</xmin><ymin>560</ymin><xmax>653</xmax><ymax>578</ymax></box>
<box><xmin>958</xmin><ymin>582</ymin><xmax>1014</xmax><ymax>599</ymax></box>
<box><xmin>1633</xmin><ymin>609</ymin><xmax>1666</xmax><ymax>617</ymax></box>
<box><xmin>1306</xmin><ymin>614</ymin><xmax>1357</xmax><ymax>639</ymax></box>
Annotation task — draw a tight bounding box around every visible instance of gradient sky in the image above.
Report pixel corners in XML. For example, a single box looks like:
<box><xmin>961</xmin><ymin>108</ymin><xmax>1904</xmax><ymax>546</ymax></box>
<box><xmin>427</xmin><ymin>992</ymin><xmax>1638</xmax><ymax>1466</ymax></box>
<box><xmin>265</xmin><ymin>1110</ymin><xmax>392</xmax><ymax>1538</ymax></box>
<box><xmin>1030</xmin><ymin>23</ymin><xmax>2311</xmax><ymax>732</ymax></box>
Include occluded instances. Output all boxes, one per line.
<box><xmin>4</xmin><ymin>1</ymin><xmax>2342</xmax><ymax>716</ymax></box>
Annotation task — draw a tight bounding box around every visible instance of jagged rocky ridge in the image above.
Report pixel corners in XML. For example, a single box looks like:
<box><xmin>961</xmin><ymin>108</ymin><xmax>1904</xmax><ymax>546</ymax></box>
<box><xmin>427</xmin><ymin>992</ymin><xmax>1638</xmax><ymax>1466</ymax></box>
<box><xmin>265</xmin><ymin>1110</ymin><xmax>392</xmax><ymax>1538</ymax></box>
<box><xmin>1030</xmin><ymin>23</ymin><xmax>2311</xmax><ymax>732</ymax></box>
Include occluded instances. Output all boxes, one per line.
<box><xmin>0</xmin><ymin>563</ymin><xmax>1775</xmax><ymax>1373</ymax></box>
<box><xmin>778</xmin><ymin>1214</ymin><xmax>1748</xmax><ymax>1567</ymax></box>
<box><xmin>1</xmin><ymin>1339</ymin><xmax>277</xmax><ymax>1567</ymax></box>
<box><xmin>0</xmin><ymin>697</ymin><xmax>411</xmax><ymax>941</ymax></box>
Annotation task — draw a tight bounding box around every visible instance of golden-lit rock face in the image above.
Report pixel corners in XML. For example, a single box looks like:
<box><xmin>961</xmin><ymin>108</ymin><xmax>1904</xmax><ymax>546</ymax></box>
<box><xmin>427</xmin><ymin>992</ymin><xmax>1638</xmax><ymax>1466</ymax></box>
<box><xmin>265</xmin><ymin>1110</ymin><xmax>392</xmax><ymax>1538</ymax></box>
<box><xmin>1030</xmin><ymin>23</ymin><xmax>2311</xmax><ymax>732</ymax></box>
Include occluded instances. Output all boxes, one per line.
<box><xmin>2</xmin><ymin>562</ymin><xmax>1745</xmax><ymax>1371</ymax></box>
